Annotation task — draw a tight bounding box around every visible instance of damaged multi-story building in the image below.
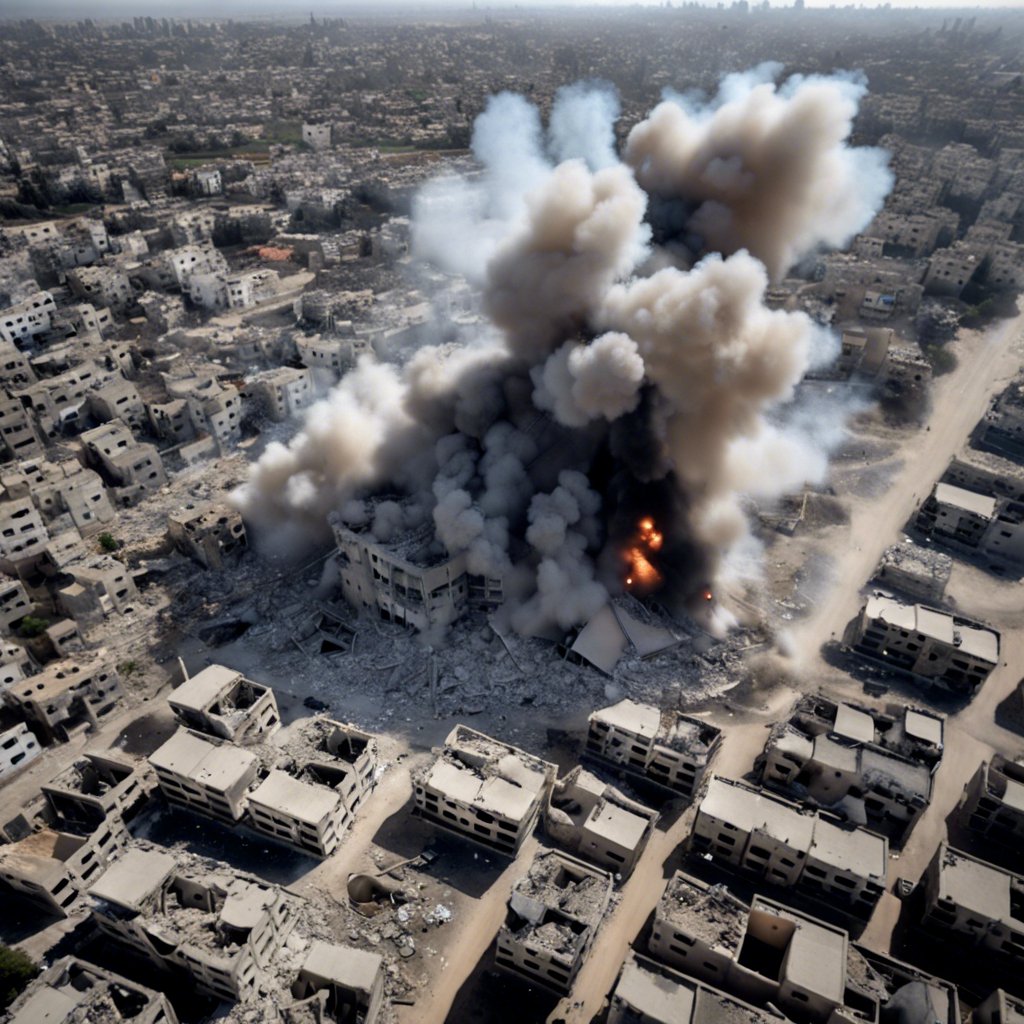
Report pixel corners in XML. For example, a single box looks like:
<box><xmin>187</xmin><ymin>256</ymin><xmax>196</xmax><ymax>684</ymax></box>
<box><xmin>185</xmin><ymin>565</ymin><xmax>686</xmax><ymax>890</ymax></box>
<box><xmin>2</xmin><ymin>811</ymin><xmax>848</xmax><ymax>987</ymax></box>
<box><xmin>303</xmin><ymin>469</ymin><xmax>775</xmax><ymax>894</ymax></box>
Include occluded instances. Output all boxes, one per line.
<box><xmin>3</xmin><ymin>956</ymin><xmax>179</xmax><ymax>1024</ymax></box>
<box><xmin>80</xmin><ymin>419</ymin><xmax>167</xmax><ymax>505</ymax></box>
<box><xmin>648</xmin><ymin>870</ymin><xmax>959</xmax><ymax>1024</ymax></box>
<box><xmin>974</xmin><ymin>377</ymin><xmax>1024</xmax><ymax>466</ymax></box>
<box><xmin>495</xmin><ymin>849</ymin><xmax>612</xmax><ymax>995</ymax></box>
<box><xmin>89</xmin><ymin>846</ymin><xmax>297</xmax><ymax>1002</ymax></box>
<box><xmin>960</xmin><ymin>755</ymin><xmax>1024</xmax><ymax>863</ymax></box>
<box><xmin>874</xmin><ymin>541</ymin><xmax>953</xmax><ymax>604</ymax></box>
<box><xmin>757</xmin><ymin>695</ymin><xmax>943</xmax><ymax>845</ymax></box>
<box><xmin>847</xmin><ymin>595</ymin><xmax>1000</xmax><ymax>696</ymax></box>
<box><xmin>287</xmin><ymin>941</ymin><xmax>386</xmax><ymax>1024</ymax></box>
<box><xmin>690</xmin><ymin>776</ymin><xmax>888</xmax><ymax>915</ymax></box>
<box><xmin>545</xmin><ymin>766</ymin><xmax>657</xmax><ymax>878</ymax></box>
<box><xmin>0</xmin><ymin>722</ymin><xmax>41</xmax><ymax>779</ymax></box>
<box><xmin>168</xmin><ymin>664</ymin><xmax>280</xmax><ymax>744</ymax></box>
<box><xmin>167</xmin><ymin>502</ymin><xmax>247</xmax><ymax>570</ymax></box>
<box><xmin>585</xmin><ymin>698</ymin><xmax>721</xmax><ymax>800</ymax></box>
<box><xmin>412</xmin><ymin>724</ymin><xmax>555</xmax><ymax>856</ymax></box>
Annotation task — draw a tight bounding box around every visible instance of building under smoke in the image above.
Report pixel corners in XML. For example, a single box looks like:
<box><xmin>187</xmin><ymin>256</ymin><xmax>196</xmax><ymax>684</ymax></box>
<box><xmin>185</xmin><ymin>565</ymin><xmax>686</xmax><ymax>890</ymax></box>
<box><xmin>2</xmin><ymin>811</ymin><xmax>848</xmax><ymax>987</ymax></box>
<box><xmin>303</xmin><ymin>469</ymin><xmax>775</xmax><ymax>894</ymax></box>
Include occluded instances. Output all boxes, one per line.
<box><xmin>235</xmin><ymin>68</ymin><xmax>893</xmax><ymax>638</ymax></box>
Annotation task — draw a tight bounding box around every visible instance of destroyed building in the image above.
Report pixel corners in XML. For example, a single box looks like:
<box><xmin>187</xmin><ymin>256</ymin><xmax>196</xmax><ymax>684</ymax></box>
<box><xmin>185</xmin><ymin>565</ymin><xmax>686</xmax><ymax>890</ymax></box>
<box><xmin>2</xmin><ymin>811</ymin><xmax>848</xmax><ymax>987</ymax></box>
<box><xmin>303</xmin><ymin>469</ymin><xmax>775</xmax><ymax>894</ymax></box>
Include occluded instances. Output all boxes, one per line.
<box><xmin>2</xmin><ymin>956</ymin><xmax>179</xmax><ymax>1024</ymax></box>
<box><xmin>331</xmin><ymin>506</ymin><xmax>503</xmax><ymax>631</ymax></box>
<box><xmin>847</xmin><ymin>596</ymin><xmax>999</xmax><ymax>696</ymax></box>
<box><xmin>960</xmin><ymin>756</ymin><xmax>1024</xmax><ymax>864</ymax></box>
<box><xmin>4</xmin><ymin>652</ymin><xmax>122</xmax><ymax>742</ymax></box>
<box><xmin>974</xmin><ymin>378</ymin><xmax>1024</xmax><ymax>466</ymax></box>
<box><xmin>545</xmin><ymin>766</ymin><xmax>657</xmax><ymax>878</ymax></box>
<box><xmin>412</xmin><ymin>724</ymin><xmax>555</xmax><ymax>856</ymax></box>
<box><xmin>41</xmin><ymin>750</ymin><xmax>150</xmax><ymax>830</ymax></box>
<box><xmin>585</xmin><ymin>698</ymin><xmax>721</xmax><ymax>800</ymax></box>
<box><xmin>89</xmin><ymin>846</ymin><xmax>297</xmax><ymax>1002</ymax></box>
<box><xmin>286</xmin><ymin>941</ymin><xmax>385</xmax><ymax>1024</ymax></box>
<box><xmin>971</xmin><ymin>990</ymin><xmax>1024</xmax><ymax>1024</ymax></box>
<box><xmin>649</xmin><ymin>871</ymin><xmax>958</xmax><ymax>1024</ymax></box>
<box><xmin>758</xmin><ymin>695</ymin><xmax>943</xmax><ymax>845</ymax></box>
<box><xmin>80</xmin><ymin>419</ymin><xmax>167</xmax><ymax>505</ymax></box>
<box><xmin>914</xmin><ymin>480</ymin><xmax>1024</xmax><ymax>571</ymax></box>
<box><xmin>167</xmin><ymin>501</ymin><xmax>247</xmax><ymax>570</ymax></box>
<box><xmin>921</xmin><ymin>843</ymin><xmax>1024</xmax><ymax>966</ymax></box>
<box><xmin>690</xmin><ymin>776</ymin><xmax>888</xmax><ymax>915</ymax></box>
<box><xmin>168</xmin><ymin>665</ymin><xmax>280</xmax><ymax>744</ymax></box>
<box><xmin>57</xmin><ymin>555</ymin><xmax>139</xmax><ymax>626</ymax></box>
<box><xmin>495</xmin><ymin>849</ymin><xmax>612</xmax><ymax>995</ymax></box>
<box><xmin>874</xmin><ymin>541</ymin><xmax>953</xmax><ymax>604</ymax></box>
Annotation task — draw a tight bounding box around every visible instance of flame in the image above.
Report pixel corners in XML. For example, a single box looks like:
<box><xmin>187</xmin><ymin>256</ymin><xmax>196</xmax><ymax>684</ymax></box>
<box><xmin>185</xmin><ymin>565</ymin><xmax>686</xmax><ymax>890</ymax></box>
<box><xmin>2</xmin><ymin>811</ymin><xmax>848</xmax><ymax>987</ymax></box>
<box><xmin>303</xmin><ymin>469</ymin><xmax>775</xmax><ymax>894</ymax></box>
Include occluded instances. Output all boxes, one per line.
<box><xmin>703</xmin><ymin>589</ymin><xmax>714</xmax><ymax>602</ymax></box>
<box><xmin>624</xmin><ymin>516</ymin><xmax>664</xmax><ymax>592</ymax></box>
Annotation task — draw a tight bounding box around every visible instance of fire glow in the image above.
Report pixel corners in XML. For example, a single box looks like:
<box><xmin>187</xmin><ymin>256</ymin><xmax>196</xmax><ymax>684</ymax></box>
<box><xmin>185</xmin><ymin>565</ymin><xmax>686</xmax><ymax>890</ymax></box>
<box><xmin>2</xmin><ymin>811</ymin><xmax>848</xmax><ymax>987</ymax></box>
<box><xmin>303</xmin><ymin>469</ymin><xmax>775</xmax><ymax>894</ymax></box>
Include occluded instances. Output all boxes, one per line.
<box><xmin>625</xmin><ymin>516</ymin><xmax>664</xmax><ymax>591</ymax></box>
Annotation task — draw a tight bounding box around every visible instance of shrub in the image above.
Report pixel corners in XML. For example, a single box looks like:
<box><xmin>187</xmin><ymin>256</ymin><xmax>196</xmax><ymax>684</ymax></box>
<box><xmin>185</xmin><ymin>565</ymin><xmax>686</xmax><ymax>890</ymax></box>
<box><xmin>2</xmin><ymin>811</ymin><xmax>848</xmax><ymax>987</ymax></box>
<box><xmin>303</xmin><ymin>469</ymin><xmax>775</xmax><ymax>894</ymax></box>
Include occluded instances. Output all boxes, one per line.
<box><xmin>19</xmin><ymin>616</ymin><xmax>49</xmax><ymax>639</ymax></box>
<box><xmin>98</xmin><ymin>533</ymin><xmax>118</xmax><ymax>553</ymax></box>
<box><xmin>0</xmin><ymin>944</ymin><xmax>37</xmax><ymax>1010</ymax></box>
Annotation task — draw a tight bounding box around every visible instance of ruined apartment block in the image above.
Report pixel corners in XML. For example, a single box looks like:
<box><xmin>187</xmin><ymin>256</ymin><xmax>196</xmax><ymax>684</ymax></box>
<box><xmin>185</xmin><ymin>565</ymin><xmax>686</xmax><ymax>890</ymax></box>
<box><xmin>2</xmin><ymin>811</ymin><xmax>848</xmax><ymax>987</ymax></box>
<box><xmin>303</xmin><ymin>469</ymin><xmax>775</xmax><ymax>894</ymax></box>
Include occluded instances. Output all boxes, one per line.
<box><xmin>332</xmin><ymin>507</ymin><xmax>503</xmax><ymax>630</ymax></box>
<box><xmin>168</xmin><ymin>664</ymin><xmax>280</xmax><ymax>744</ymax></box>
<box><xmin>89</xmin><ymin>847</ymin><xmax>296</xmax><ymax>1003</ymax></box>
<box><xmin>58</xmin><ymin>555</ymin><xmax>139</xmax><ymax>626</ymax></box>
<box><xmin>759</xmin><ymin>695</ymin><xmax>943</xmax><ymax>845</ymax></box>
<box><xmin>974</xmin><ymin>378</ymin><xmax>1024</xmax><ymax>466</ymax></box>
<box><xmin>875</xmin><ymin>541</ymin><xmax>953</xmax><ymax>603</ymax></box>
<box><xmin>246</xmin><ymin>719</ymin><xmax>377</xmax><ymax>858</ymax></box>
<box><xmin>80</xmin><ymin>419</ymin><xmax>167</xmax><ymax>505</ymax></box>
<box><xmin>41</xmin><ymin>750</ymin><xmax>150</xmax><ymax>830</ymax></box>
<box><xmin>914</xmin><ymin>480</ymin><xmax>1024</xmax><ymax>571</ymax></box>
<box><xmin>960</xmin><ymin>755</ymin><xmax>1024</xmax><ymax>860</ymax></box>
<box><xmin>0</xmin><ymin>458</ymin><xmax>116</xmax><ymax>538</ymax></box>
<box><xmin>0</xmin><ymin>495</ymin><xmax>49</xmax><ymax>572</ymax></box>
<box><xmin>0</xmin><ymin>722</ymin><xmax>41</xmax><ymax>779</ymax></box>
<box><xmin>545</xmin><ymin>766</ymin><xmax>657</xmax><ymax>878</ymax></box>
<box><xmin>691</xmin><ymin>776</ymin><xmax>888</xmax><ymax>914</ymax></box>
<box><xmin>649</xmin><ymin>871</ymin><xmax>958</xmax><ymax>1024</ymax></box>
<box><xmin>5</xmin><ymin>652</ymin><xmax>122</xmax><ymax>742</ymax></box>
<box><xmin>413</xmin><ymin>724</ymin><xmax>555</xmax><ymax>856</ymax></box>
<box><xmin>608</xmin><ymin>953</ymin><xmax>788</xmax><ymax>1024</ymax></box>
<box><xmin>495</xmin><ymin>849</ymin><xmax>612</xmax><ymax>995</ymax></box>
<box><xmin>971</xmin><ymin>990</ymin><xmax>1024</xmax><ymax>1024</ymax></box>
<box><xmin>585</xmin><ymin>698</ymin><xmax>721</xmax><ymax>799</ymax></box>
<box><xmin>288</xmin><ymin>940</ymin><xmax>385</xmax><ymax>1024</ymax></box>
<box><xmin>0</xmin><ymin>396</ymin><xmax>45</xmax><ymax>461</ymax></box>
<box><xmin>168</xmin><ymin>502</ymin><xmax>247</xmax><ymax>570</ymax></box>
<box><xmin>0</xmin><ymin>574</ymin><xmax>31</xmax><ymax>631</ymax></box>
<box><xmin>922</xmin><ymin>843</ymin><xmax>1024</xmax><ymax>965</ymax></box>
<box><xmin>848</xmin><ymin>595</ymin><xmax>999</xmax><ymax>696</ymax></box>
<box><xmin>944</xmin><ymin>451</ymin><xmax>1024</xmax><ymax>506</ymax></box>
<box><xmin>248</xmin><ymin>366</ymin><xmax>316</xmax><ymax>421</ymax></box>
<box><xmin>3</xmin><ymin>956</ymin><xmax>178</xmax><ymax>1024</ymax></box>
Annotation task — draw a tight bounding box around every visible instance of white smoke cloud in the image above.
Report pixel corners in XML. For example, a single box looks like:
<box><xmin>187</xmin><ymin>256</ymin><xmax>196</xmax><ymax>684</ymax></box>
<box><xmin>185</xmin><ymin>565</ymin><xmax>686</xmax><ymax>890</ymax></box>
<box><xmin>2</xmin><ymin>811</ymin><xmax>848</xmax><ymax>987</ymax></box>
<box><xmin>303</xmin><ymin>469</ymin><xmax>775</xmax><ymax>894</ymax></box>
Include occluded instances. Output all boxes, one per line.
<box><xmin>548</xmin><ymin>81</ymin><xmax>621</xmax><ymax>170</ymax></box>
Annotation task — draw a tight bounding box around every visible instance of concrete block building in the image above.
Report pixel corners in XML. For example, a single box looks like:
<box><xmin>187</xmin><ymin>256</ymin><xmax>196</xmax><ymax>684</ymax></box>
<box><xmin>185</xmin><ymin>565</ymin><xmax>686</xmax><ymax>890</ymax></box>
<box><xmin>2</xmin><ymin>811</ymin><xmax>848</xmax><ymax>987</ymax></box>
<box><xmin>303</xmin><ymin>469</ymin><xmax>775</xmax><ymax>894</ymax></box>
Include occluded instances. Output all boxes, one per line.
<box><xmin>758</xmin><ymin>695</ymin><xmax>943</xmax><ymax>845</ymax></box>
<box><xmin>167</xmin><ymin>502</ymin><xmax>247</xmax><ymax>569</ymax></box>
<box><xmin>289</xmin><ymin>941</ymin><xmax>385</xmax><ymax>1024</ymax></box>
<box><xmin>80</xmin><ymin>419</ymin><xmax>167</xmax><ymax>504</ymax></box>
<box><xmin>545</xmin><ymin>766</ymin><xmax>657</xmax><ymax>878</ymax></box>
<box><xmin>585</xmin><ymin>698</ymin><xmax>721</xmax><ymax>799</ymax></box>
<box><xmin>0</xmin><ymin>722</ymin><xmax>41</xmax><ymax>779</ymax></box>
<box><xmin>41</xmin><ymin>751</ymin><xmax>150</xmax><ymax>830</ymax></box>
<box><xmin>3</xmin><ymin>957</ymin><xmax>178</xmax><ymax>1024</ymax></box>
<box><xmin>848</xmin><ymin>595</ymin><xmax>999</xmax><ymax>696</ymax></box>
<box><xmin>248</xmin><ymin>366</ymin><xmax>316</xmax><ymax>421</ymax></box>
<box><xmin>974</xmin><ymin>379</ymin><xmax>1024</xmax><ymax>466</ymax></box>
<box><xmin>971</xmin><ymin>990</ymin><xmax>1024</xmax><ymax>1024</ymax></box>
<box><xmin>89</xmin><ymin>848</ymin><xmax>296</xmax><ymax>1003</ymax></box>
<box><xmin>875</xmin><ymin>541</ymin><xmax>953</xmax><ymax>603</ymax></box>
<box><xmin>495</xmin><ymin>849</ymin><xmax>612</xmax><ymax>995</ymax></box>
<box><xmin>960</xmin><ymin>756</ymin><xmax>1024</xmax><ymax>861</ymax></box>
<box><xmin>412</xmin><ymin>724</ymin><xmax>555</xmax><ymax>856</ymax></box>
<box><xmin>168</xmin><ymin>664</ymin><xmax>280</xmax><ymax>744</ymax></box>
<box><xmin>922</xmin><ymin>844</ymin><xmax>1024</xmax><ymax>964</ymax></box>
<box><xmin>691</xmin><ymin>776</ymin><xmax>888</xmax><ymax>915</ymax></box>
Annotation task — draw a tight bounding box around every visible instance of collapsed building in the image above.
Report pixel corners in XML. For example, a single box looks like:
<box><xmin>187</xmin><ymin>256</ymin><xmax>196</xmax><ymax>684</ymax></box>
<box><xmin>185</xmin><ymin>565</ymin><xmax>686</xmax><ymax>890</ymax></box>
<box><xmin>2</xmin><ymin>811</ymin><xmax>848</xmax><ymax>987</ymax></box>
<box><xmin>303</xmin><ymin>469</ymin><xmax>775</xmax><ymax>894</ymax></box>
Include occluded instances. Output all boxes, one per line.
<box><xmin>585</xmin><ymin>698</ymin><xmax>721</xmax><ymax>800</ymax></box>
<box><xmin>847</xmin><ymin>596</ymin><xmax>999</xmax><ymax>696</ymax></box>
<box><xmin>690</xmin><ymin>776</ymin><xmax>888</xmax><ymax>915</ymax></box>
<box><xmin>648</xmin><ymin>871</ymin><xmax>959</xmax><ymax>1024</ymax></box>
<box><xmin>2</xmin><ymin>956</ymin><xmax>179</xmax><ymax>1024</ymax></box>
<box><xmin>874</xmin><ymin>541</ymin><xmax>953</xmax><ymax>604</ymax></box>
<box><xmin>168</xmin><ymin>664</ymin><xmax>280</xmax><ymax>744</ymax></box>
<box><xmin>89</xmin><ymin>846</ymin><xmax>297</xmax><ymax>1003</ymax></box>
<box><xmin>495</xmin><ymin>849</ymin><xmax>612</xmax><ymax>995</ymax></box>
<box><xmin>758</xmin><ymin>695</ymin><xmax>943</xmax><ymax>846</ymax></box>
<box><xmin>921</xmin><ymin>843</ymin><xmax>1024</xmax><ymax>968</ymax></box>
<box><xmin>167</xmin><ymin>501</ymin><xmax>247</xmax><ymax>570</ymax></box>
<box><xmin>412</xmin><ymin>724</ymin><xmax>555</xmax><ymax>856</ymax></box>
<box><xmin>285</xmin><ymin>941</ymin><xmax>385</xmax><ymax>1024</ymax></box>
<box><xmin>545</xmin><ymin>766</ymin><xmax>657</xmax><ymax>878</ymax></box>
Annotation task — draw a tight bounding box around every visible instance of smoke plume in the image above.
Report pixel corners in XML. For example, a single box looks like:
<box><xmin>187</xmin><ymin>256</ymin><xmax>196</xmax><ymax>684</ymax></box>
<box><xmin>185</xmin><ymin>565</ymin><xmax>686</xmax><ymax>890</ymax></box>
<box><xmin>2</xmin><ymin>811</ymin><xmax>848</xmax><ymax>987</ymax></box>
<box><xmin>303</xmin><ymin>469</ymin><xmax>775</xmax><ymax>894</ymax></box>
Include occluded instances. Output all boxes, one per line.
<box><xmin>235</xmin><ymin>67</ymin><xmax>891</xmax><ymax>635</ymax></box>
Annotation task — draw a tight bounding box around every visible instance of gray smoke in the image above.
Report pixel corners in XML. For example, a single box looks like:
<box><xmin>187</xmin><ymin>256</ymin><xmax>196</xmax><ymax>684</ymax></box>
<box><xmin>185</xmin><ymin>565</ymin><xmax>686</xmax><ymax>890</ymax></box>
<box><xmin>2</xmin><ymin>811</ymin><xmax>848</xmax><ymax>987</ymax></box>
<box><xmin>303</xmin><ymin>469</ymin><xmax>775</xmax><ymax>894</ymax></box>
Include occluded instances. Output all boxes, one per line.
<box><xmin>235</xmin><ymin>70</ymin><xmax>890</xmax><ymax>634</ymax></box>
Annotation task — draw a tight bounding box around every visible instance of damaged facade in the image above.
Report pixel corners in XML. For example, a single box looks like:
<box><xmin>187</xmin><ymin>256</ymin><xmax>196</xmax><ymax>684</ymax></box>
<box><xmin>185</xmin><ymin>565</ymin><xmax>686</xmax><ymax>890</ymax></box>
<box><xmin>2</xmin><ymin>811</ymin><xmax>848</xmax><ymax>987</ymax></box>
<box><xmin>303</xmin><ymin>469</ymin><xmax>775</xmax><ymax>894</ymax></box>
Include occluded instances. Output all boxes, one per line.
<box><xmin>167</xmin><ymin>502</ymin><xmax>247</xmax><ymax>570</ymax></box>
<box><xmin>168</xmin><ymin>664</ymin><xmax>280</xmax><ymax>744</ymax></box>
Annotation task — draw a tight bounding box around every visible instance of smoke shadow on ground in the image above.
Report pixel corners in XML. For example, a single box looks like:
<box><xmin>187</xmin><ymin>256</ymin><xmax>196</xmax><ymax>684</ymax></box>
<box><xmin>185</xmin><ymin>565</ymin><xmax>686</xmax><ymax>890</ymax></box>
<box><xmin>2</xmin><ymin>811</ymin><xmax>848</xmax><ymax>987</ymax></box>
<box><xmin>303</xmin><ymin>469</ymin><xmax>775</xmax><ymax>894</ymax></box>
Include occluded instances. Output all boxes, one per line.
<box><xmin>369</xmin><ymin>797</ymin><xmax>507</xmax><ymax>900</ymax></box>
<box><xmin>129</xmin><ymin>801</ymin><xmax>315</xmax><ymax>886</ymax></box>
<box><xmin>442</xmin><ymin>937</ymin><xmax>561</xmax><ymax>1024</ymax></box>
<box><xmin>111</xmin><ymin>705</ymin><xmax>178</xmax><ymax>757</ymax></box>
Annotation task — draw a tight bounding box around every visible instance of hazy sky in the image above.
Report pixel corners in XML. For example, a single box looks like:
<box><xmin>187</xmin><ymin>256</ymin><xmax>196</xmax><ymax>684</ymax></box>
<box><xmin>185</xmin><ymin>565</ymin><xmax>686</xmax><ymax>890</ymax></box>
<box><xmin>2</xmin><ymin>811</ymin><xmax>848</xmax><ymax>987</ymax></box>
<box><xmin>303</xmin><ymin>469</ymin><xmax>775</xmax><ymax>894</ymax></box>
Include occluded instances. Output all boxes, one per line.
<box><xmin>5</xmin><ymin>0</ymin><xmax>1024</xmax><ymax>16</ymax></box>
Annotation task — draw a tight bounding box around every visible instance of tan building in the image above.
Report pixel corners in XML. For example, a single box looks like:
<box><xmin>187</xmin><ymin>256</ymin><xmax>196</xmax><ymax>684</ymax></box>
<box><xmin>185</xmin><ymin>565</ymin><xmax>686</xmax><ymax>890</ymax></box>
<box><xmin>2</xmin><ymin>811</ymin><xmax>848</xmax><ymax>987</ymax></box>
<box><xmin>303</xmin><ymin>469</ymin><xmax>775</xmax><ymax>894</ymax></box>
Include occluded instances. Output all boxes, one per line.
<box><xmin>960</xmin><ymin>756</ymin><xmax>1024</xmax><ymax>861</ymax></box>
<box><xmin>691</xmin><ymin>776</ymin><xmax>888</xmax><ymax>914</ymax></box>
<box><xmin>246</xmin><ymin>720</ymin><xmax>378</xmax><ymax>858</ymax></box>
<box><xmin>58</xmin><ymin>555</ymin><xmax>139</xmax><ymax>626</ymax></box>
<box><xmin>585</xmin><ymin>698</ymin><xmax>721</xmax><ymax>799</ymax></box>
<box><xmin>80</xmin><ymin>419</ymin><xmax>167</xmax><ymax>504</ymax></box>
<box><xmin>248</xmin><ymin>366</ymin><xmax>316</xmax><ymax>421</ymax></box>
<box><xmin>4</xmin><ymin>956</ymin><xmax>178</xmax><ymax>1024</ymax></box>
<box><xmin>495</xmin><ymin>849</ymin><xmax>612</xmax><ymax>994</ymax></box>
<box><xmin>759</xmin><ymin>696</ymin><xmax>943</xmax><ymax>845</ymax></box>
<box><xmin>42</xmin><ymin>750</ymin><xmax>150</xmax><ymax>830</ymax></box>
<box><xmin>5</xmin><ymin>653</ymin><xmax>122</xmax><ymax>742</ymax></box>
<box><xmin>149</xmin><ymin>728</ymin><xmax>259</xmax><ymax>824</ymax></box>
<box><xmin>289</xmin><ymin>941</ymin><xmax>385</xmax><ymax>1024</ymax></box>
<box><xmin>874</xmin><ymin>541</ymin><xmax>953</xmax><ymax>604</ymax></box>
<box><xmin>90</xmin><ymin>848</ymin><xmax>296</xmax><ymax>1003</ymax></box>
<box><xmin>168</xmin><ymin>664</ymin><xmax>280</xmax><ymax>744</ymax></box>
<box><xmin>0</xmin><ymin>495</ymin><xmax>49</xmax><ymax>571</ymax></box>
<box><xmin>167</xmin><ymin>502</ymin><xmax>247</xmax><ymax>570</ymax></box>
<box><xmin>413</xmin><ymin>724</ymin><xmax>555</xmax><ymax>856</ymax></box>
<box><xmin>0</xmin><ymin>396</ymin><xmax>44</xmax><ymax>461</ymax></box>
<box><xmin>848</xmin><ymin>595</ymin><xmax>999</xmax><ymax>696</ymax></box>
<box><xmin>0</xmin><ymin>574</ymin><xmax>31</xmax><ymax>631</ymax></box>
<box><xmin>545</xmin><ymin>766</ymin><xmax>656</xmax><ymax>878</ymax></box>
<box><xmin>922</xmin><ymin>843</ymin><xmax>1024</xmax><ymax>964</ymax></box>
<box><xmin>0</xmin><ymin>722</ymin><xmax>41</xmax><ymax>779</ymax></box>
<box><xmin>971</xmin><ymin>990</ymin><xmax>1024</xmax><ymax>1024</ymax></box>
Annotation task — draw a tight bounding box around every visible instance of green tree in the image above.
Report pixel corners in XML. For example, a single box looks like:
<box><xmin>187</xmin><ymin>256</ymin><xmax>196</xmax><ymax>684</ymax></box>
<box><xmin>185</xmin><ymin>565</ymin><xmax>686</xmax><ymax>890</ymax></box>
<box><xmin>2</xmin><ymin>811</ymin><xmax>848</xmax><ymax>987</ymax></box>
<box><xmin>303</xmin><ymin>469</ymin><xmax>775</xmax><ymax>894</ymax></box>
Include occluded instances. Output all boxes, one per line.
<box><xmin>98</xmin><ymin>532</ymin><xmax>118</xmax><ymax>553</ymax></box>
<box><xmin>19</xmin><ymin>616</ymin><xmax>49</xmax><ymax>638</ymax></box>
<box><xmin>0</xmin><ymin>944</ymin><xmax>37</xmax><ymax>1010</ymax></box>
